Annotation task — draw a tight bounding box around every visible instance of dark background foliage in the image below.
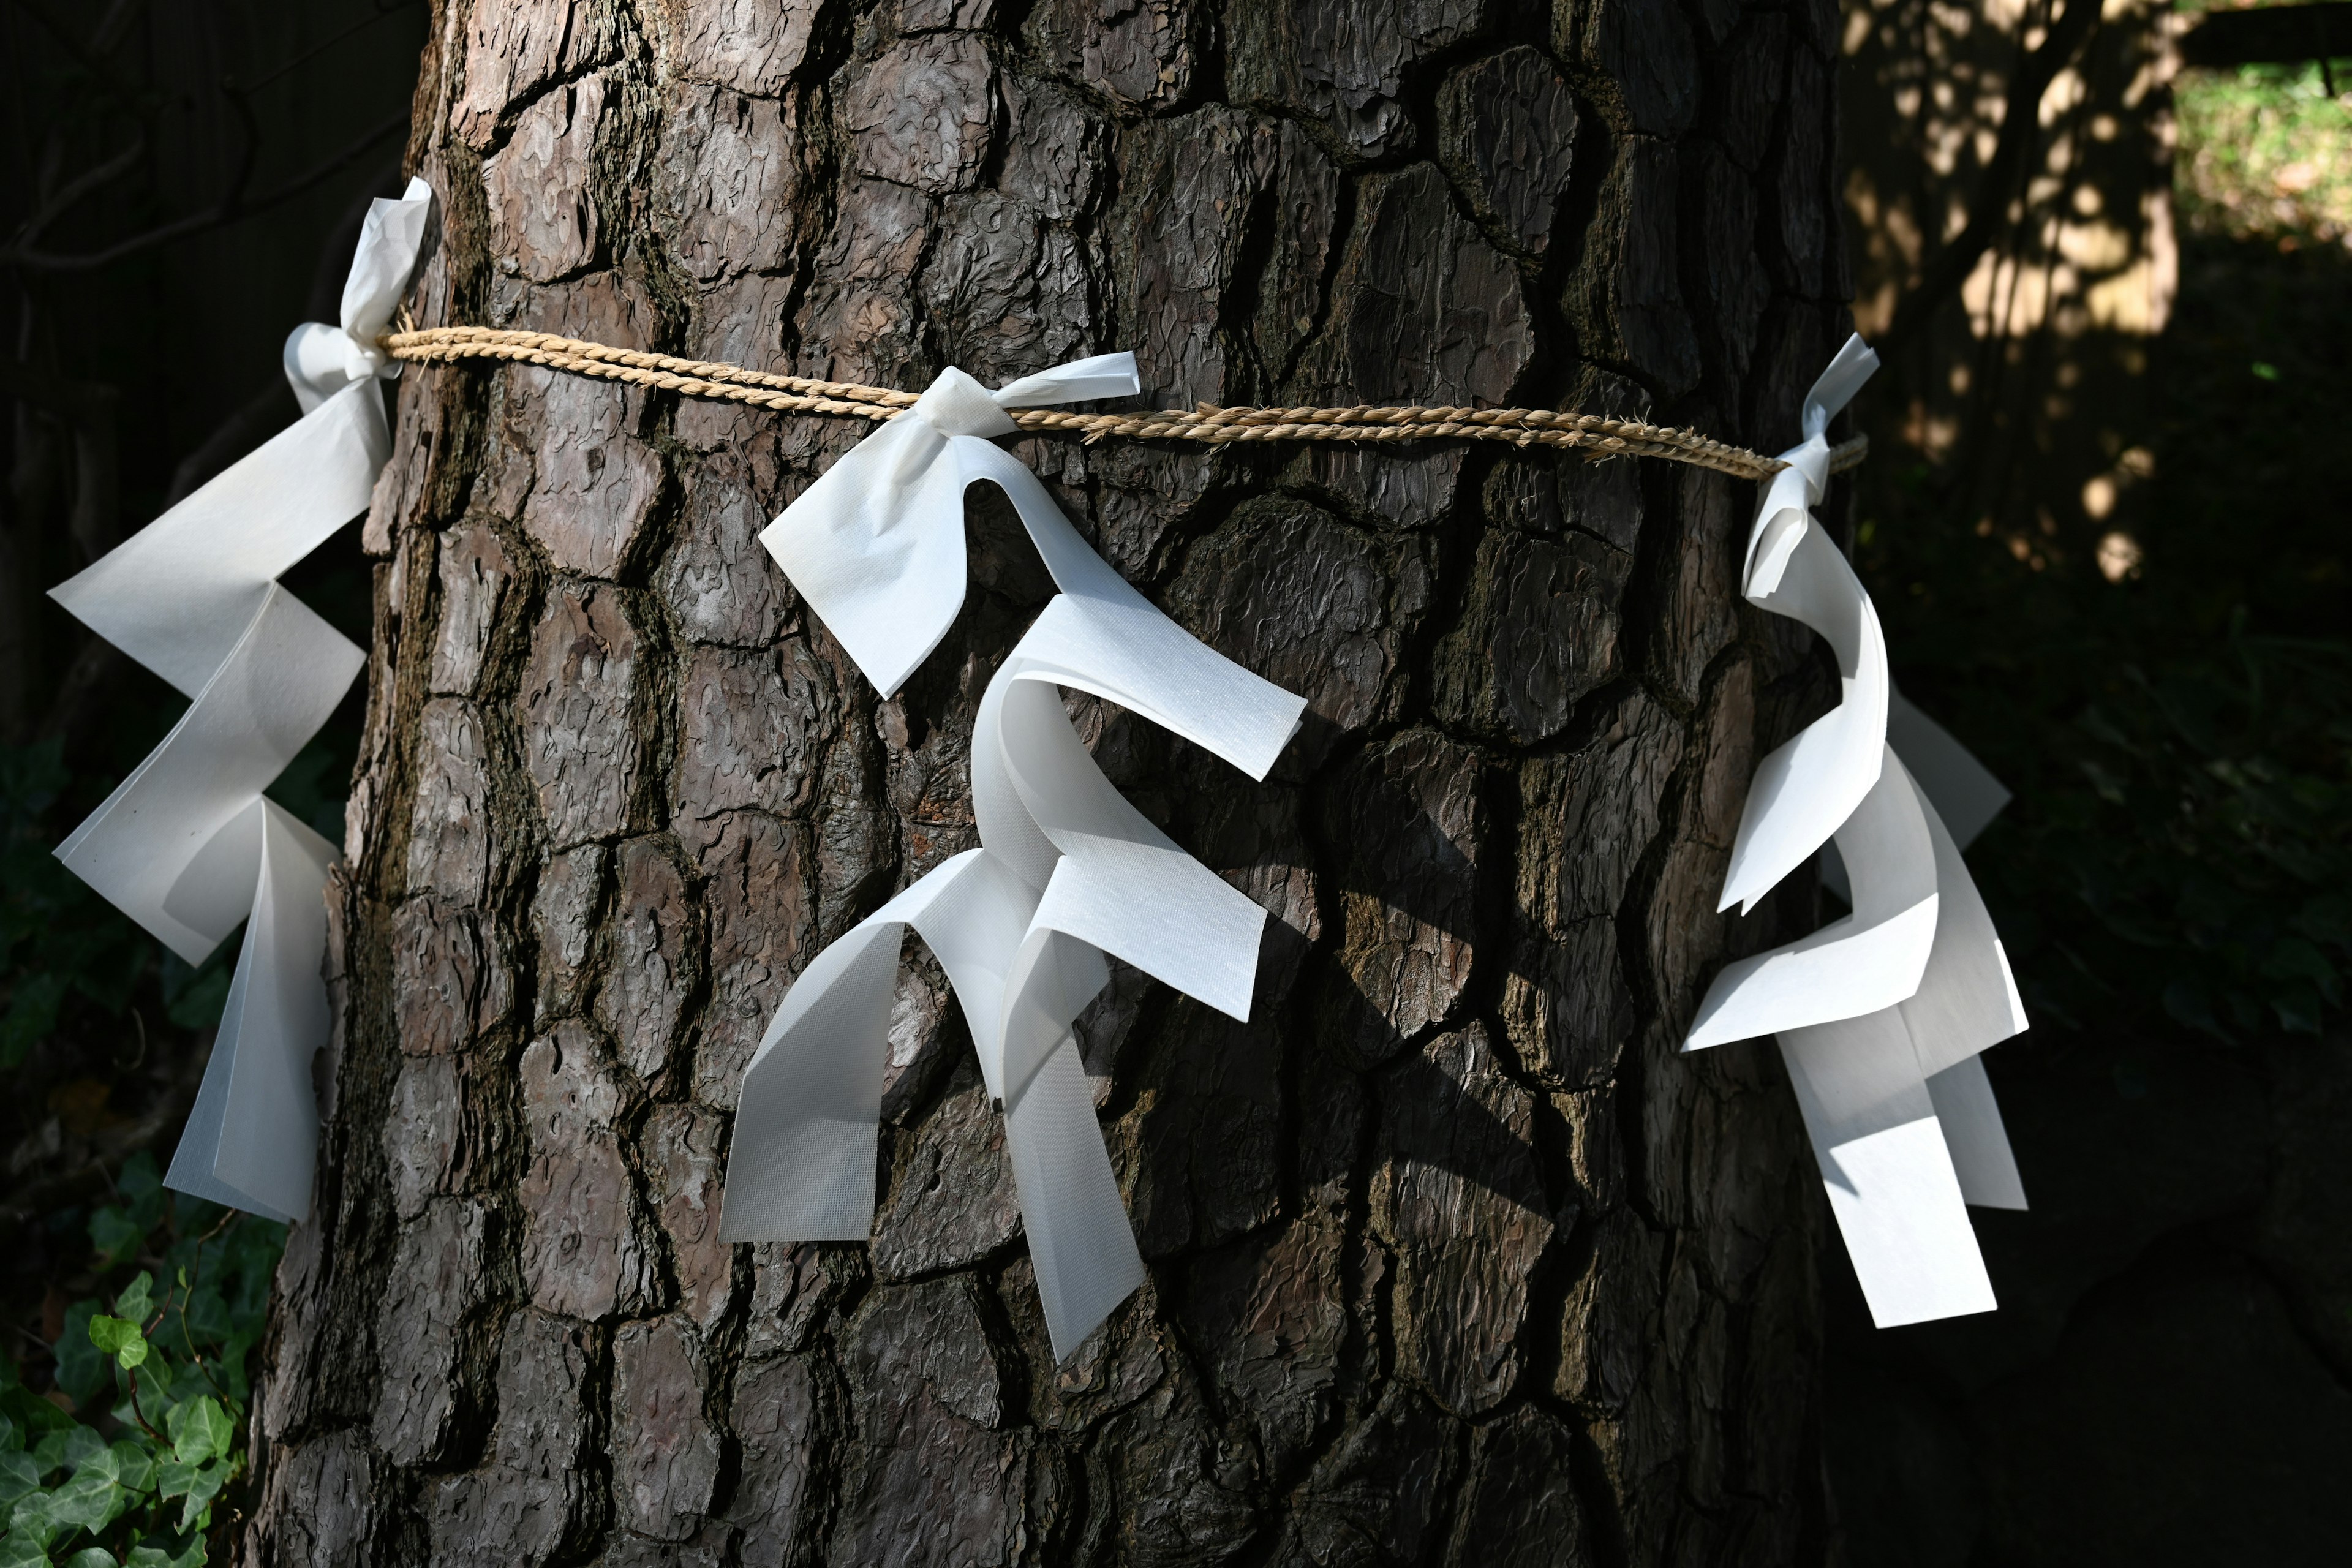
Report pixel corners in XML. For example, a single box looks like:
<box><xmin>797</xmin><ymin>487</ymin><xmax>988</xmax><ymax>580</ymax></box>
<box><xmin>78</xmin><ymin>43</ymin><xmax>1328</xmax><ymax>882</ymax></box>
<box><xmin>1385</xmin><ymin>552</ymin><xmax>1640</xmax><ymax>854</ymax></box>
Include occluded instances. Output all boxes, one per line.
<box><xmin>2</xmin><ymin>0</ymin><xmax>426</xmax><ymax>1192</ymax></box>
<box><xmin>1828</xmin><ymin>28</ymin><xmax>2352</xmax><ymax>1566</ymax></box>
<box><xmin>2</xmin><ymin>3</ymin><xmax>424</xmax><ymax>1560</ymax></box>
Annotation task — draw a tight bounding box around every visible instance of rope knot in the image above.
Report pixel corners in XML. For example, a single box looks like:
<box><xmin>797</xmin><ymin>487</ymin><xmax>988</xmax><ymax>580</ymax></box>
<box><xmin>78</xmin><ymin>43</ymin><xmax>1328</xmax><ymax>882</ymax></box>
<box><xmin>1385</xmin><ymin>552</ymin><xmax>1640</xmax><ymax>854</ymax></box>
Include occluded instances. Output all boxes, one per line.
<box><xmin>281</xmin><ymin>176</ymin><xmax>433</xmax><ymax>415</ymax></box>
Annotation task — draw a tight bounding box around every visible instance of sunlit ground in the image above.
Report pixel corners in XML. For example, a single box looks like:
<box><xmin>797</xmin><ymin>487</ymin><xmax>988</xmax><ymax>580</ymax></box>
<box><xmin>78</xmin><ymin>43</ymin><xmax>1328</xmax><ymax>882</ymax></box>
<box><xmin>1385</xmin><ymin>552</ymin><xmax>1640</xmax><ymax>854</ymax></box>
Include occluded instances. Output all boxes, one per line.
<box><xmin>2177</xmin><ymin>58</ymin><xmax>2352</xmax><ymax>249</ymax></box>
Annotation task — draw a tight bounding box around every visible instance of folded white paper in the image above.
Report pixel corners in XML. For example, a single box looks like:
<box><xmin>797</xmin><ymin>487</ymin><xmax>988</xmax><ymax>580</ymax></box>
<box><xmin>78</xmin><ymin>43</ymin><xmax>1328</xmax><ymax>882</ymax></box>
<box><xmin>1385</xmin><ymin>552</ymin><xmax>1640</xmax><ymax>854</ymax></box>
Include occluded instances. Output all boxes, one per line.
<box><xmin>1720</xmin><ymin>336</ymin><xmax>1890</xmax><ymax>917</ymax></box>
<box><xmin>729</xmin><ymin>355</ymin><xmax>1306</xmax><ymax>1358</ymax></box>
<box><xmin>1924</xmin><ymin>1052</ymin><xmax>2028</xmax><ymax>1210</ymax></box>
<box><xmin>1886</xmin><ymin>686</ymin><xmax>2011</xmax><ymax>852</ymax></box>
<box><xmin>1686</xmin><ymin>335</ymin><xmax>2030</xmax><ymax>1328</ymax></box>
<box><xmin>50</xmin><ymin>178</ymin><xmax>434</xmax><ymax>1221</ymax></box>
<box><xmin>1777</xmin><ymin>1009</ymin><xmax>1997</xmax><ymax>1326</ymax></box>
<box><xmin>758</xmin><ymin>353</ymin><xmax>1151</xmax><ymax>698</ymax></box>
<box><xmin>1686</xmin><ymin>744</ymin><xmax>1940</xmax><ymax>1049</ymax></box>
<box><xmin>162</xmin><ymin>800</ymin><xmax>339</xmax><ymax>1223</ymax></box>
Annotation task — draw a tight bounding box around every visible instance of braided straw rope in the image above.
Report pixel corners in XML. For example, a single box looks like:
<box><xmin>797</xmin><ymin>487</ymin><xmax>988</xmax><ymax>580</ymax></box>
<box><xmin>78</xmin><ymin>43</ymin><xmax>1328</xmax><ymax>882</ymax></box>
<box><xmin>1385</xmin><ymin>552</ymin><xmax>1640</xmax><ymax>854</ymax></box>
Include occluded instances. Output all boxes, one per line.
<box><xmin>380</xmin><ymin>326</ymin><xmax>1867</xmax><ymax>483</ymax></box>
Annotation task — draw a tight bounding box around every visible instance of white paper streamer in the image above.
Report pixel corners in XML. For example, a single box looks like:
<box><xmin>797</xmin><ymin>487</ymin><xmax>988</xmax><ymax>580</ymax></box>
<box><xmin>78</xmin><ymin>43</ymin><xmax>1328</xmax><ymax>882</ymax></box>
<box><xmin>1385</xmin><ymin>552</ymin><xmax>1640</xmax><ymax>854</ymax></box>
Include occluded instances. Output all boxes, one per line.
<box><xmin>49</xmin><ymin>178</ymin><xmax>434</xmax><ymax>1222</ymax></box>
<box><xmin>725</xmin><ymin>355</ymin><xmax>1306</xmax><ymax>1358</ymax></box>
<box><xmin>1684</xmin><ymin>334</ymin><xmax>2030</xmax><ymax>1327</ymax></box>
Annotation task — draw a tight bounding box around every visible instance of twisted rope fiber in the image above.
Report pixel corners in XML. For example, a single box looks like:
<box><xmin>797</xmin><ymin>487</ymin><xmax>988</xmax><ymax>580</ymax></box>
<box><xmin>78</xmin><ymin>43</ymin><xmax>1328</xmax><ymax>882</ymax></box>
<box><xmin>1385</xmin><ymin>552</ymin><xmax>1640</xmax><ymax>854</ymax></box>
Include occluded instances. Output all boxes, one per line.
<box><xmin>381</xmin><ymin>326</ymin><xmax>1868</xmax><ymax>481</ymax></box>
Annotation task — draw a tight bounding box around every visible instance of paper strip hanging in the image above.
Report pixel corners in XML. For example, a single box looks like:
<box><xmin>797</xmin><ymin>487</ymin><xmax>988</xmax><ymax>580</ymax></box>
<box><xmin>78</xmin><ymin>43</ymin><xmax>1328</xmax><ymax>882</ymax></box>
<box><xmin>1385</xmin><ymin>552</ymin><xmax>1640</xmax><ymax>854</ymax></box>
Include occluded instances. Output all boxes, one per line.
<box><xmin>721</xmin><ymin>353</ymin><xmax>1306</xmax><ymax>1358</ymax></box>
<box><xmin>48</xmin><ymin>179</ymin><xmax>435</xmax><ymax>1222</ymax></box>
<box><xmin>1683</xmin><ymin>335</ymin><xmax>2030</xmax><ymax>1327</ymax></box>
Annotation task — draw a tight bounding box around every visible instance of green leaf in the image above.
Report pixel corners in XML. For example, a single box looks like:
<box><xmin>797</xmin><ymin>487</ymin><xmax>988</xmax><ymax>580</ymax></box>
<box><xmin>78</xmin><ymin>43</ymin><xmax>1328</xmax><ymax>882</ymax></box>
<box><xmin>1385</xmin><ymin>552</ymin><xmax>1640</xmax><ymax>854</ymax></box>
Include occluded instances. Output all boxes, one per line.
<box><xmin>151</xmin><ymin>1460</ymin><xmax>197</xmax><ymax>1502</ymax></box>
<box><xmin>0</xmin><ymin>1414</ymin><xmax>14</xmax><ymax>1454</ymax></box>
<box><xmin>173</xmin><ymin>1458</ymin><xmax>231</xmax><ymax>1534</ymax></box>
<box><xmin>45</xmin><ymin>1463</ymin><xmax>127</xmax><ymax>1536</ymax></box>
<box><xmin>160</xmin><ymin>949</ymin><xmax>232</xmax><ymax>1032</ymax></box>
<box><xmin>87</xmin><ymin>1317</ymin><xmax>149</xmax><ymax>1372</ymax></box>
<box><xmin>0</xmin><ymin>1526</ymin><xmax>55</xmax><ymax>1568</ymax></box>
<box><xmin>165</xmin><ymin>1400</ymin><xmax>230</xmax><ymax>1469</ymax></box>
<box><xmin>178</xmin><ymin>1289</ymin><xmax>228</xmax><ymax>1349</ymax></box>
<box><xmin>63</xmin><ymin>1547</ymin><xmax>119</xmax><ymax>1568</ymax></box>
<box><xmin>52</xmin><ymin>1304</ymin><xmax>107</xmax><ymax>1409</ymax></box>
<box><xmin>34</xmin><ymin>1427</ymin><xmax>103</xmax><ymax>1480</ymax></box>
<box><xmin>126</xmin><ymin>1540</ymin><xmax>205</xmax><ymax>1568</ymax></box>
<box><xmin>0</xmin><ymin>1454</ymin><xmax>36</xmax><ymax>1509</ymax></box>
<box><xmin>111</xmin><ymin>1273</ymin><xmax>153</xmax><ymax>1326</ymax></box>
<box><xmin>86</xmin><ymin>1208</ymin><xmax>143</xmax><ymax>1271</ymax></box>
<box><xmin>116</xmin><ymin>1153</ymin><xmax>165</xmax><ymax>1232</ymax></box>
<box><xmin>64</xmin><ymin>1442</ymin><xmax>119</xmax><ymax>1489</ymax></box>
<box><xmin>1</xmin><ymin>1385</ymin><xmax>75</xmax><ymax>1443</ymax></box>
<box><xmin>7</xmin><ymin>1486</ymin><xmax>62</xmax><ymax>1549</ymax></box>
<box><xmin>151</xmin><ymin>1361</ymin><xmax>209</xmax><ymax>1412</ymax></box>
<box><xmin>106</xmin><ymin>1441</ymin><xmax>151</xmax><ymax>1496</ymax></box>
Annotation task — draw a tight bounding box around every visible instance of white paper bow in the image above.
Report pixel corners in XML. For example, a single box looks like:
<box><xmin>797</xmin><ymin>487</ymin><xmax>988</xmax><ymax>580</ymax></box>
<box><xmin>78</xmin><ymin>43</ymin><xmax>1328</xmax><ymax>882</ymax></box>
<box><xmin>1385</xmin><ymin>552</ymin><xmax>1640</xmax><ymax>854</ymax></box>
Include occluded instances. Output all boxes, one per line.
<box><xmin>725</xmin><ymin>354</ymin><xmax>1305</xmax><ymax>1357</ymax></box>
<box><xmin>49</xmin><ymin>177</ymin><xmax>435</xmax><ymax>1222</ymax></box>
<box><xmin>758</xmin><ymin>352</ymin><xmax>1148</xmax><ymax>698</ymax></box>
<box><xmin>1683</xmin><ymin>335</ymin><xmax>2030</xmax><ymax>1327</ymax></box>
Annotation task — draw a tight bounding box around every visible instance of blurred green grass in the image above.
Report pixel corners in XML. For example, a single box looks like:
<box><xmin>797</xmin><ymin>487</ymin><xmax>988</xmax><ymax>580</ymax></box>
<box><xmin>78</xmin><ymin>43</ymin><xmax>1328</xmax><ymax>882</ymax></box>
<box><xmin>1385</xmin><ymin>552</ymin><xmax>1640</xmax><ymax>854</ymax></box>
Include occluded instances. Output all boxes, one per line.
<box><xmin>2177</xmin><ymin>44</ymin><xmax>2352</xmax><ymax>247</ymax></box>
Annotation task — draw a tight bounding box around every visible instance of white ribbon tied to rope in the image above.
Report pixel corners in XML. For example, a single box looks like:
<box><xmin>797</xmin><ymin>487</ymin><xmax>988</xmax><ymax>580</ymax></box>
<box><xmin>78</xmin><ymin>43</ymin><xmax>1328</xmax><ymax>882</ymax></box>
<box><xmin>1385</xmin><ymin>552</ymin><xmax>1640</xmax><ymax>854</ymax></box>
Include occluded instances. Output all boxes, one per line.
<box><xmin>726</xmin><ymin>353</ymin><xmax>1306</xmax><ymax>1358</ymax></box>
<box><xmin>48</xmin><ymin>178</ymin><xmax>435</xmax><ymax>1223</ymax></box>
<box><xmin>1683</xmin><ymin>334</ymin><xmax>2031</xmax><ymax>1328</ymax></box>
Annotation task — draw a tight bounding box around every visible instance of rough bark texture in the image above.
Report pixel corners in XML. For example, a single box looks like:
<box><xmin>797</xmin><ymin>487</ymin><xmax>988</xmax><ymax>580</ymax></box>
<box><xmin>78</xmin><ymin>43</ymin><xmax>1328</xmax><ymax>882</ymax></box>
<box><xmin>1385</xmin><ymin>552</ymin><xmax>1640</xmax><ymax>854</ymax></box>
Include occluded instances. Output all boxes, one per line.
<box><xmin>244</xmin><ymin>2</ymin><xmax>1855</xmax><ymax>1564</ymax></box>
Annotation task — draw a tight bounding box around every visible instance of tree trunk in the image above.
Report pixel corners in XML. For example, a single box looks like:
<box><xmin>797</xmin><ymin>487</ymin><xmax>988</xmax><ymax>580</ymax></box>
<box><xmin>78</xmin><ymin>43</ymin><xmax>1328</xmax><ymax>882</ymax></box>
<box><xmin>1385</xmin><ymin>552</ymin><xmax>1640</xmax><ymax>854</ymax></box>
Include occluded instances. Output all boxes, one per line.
<box><xmin>241</xmin><ymin>2</ymin><xmax>1853</xmax><ymax>1564</ymax></box>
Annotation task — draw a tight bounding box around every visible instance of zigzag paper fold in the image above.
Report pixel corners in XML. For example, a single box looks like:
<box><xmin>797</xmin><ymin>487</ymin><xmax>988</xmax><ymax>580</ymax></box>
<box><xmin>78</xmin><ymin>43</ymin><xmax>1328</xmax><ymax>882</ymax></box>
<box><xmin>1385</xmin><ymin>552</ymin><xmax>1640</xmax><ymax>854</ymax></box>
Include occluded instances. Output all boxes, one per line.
<box><xmin>48</xmin><ymin>179</ymin><xmax>435</xmax><ymax>1221</ymax></box>
<box><xmin>1684</xmin><ymin>335</ymin><xmax>2030</xmax><ymax>1328</ymax></box>
<box><xmin>721</xmin><ymin>353</ymin><xmax>1305</xmax><ymax>1359</ymax></box>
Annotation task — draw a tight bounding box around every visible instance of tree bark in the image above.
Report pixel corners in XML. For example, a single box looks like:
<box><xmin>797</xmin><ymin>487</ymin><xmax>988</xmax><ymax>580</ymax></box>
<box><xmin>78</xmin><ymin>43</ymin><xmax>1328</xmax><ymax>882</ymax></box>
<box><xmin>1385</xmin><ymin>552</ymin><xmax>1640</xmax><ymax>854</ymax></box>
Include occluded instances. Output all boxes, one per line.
<box><xmin>241</xmin><ymin>2</ymin><xmax>1853</xmax><ymax>1564</ymax></box>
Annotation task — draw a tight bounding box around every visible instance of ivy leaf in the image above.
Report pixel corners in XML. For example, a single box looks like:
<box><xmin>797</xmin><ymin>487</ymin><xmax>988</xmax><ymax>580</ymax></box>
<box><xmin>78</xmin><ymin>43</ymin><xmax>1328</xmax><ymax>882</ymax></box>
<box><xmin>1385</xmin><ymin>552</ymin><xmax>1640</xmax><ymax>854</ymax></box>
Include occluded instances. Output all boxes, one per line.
<box><xmin>66</xmin><ymin>1444</ymin><xmax>119</xmax><ymax>1489</ymax></box>
<box><xmin>34</xmin><ymin>1427</ymin><xmax>103</xmax><ymax>1479</ymax></box>
<box><xmin>0</xmin><ymin>1384</ymin><xmax>74</xmax><ymax>1444</ymax></box>
<box><xmin>161</xmin><ymin>952</ymin><xmax>231</xmax><ymax>1031</ymax></box>
<box><xmin>0</xmin><ymin>1523</ymin><xmax>56</xmax><ymax>1567</ymax></box>
<box><xmin>51</xmin><ymin>1303</ymin><xmax>108</xmax><ymax>1409</ymax></box>
<box><xmin>86</xmin><ymin>1316</ymin><xmax>149</xmax><ymax>1372</ymax></box>
<box><xmin>151</xmin><ymin>1459</ymin><xmax>197</xmax><ymax>1502</ymax></box>
<box><xmin>0</xmin><ymin>1453</ymin><xmax>36</xmax><ymax>1509</ymax></box>
<box><xmin>112</xmin><ymin>1273</ymin><xmax>153</xmax><ymax>1325</ymax></box>
<box><xmin>107</xmin><ymin>1441</ymin><xmax>152</xmax><ymax>1496</ymax></box>
<box><xmin>179</xmin><ymin>1289</ymin><xmax>229</xmax><ymax>1348</ymax></box>
<box><xmin>124</xmin><ymin>1547</ymin><xmax>205</xmax><ymax>1568</ymax></box>
<box><xmin>86</xmin><ymin>1208</ymin><xmax>143</xmax><ymax>1271</ymax></box>
<box><xmin>166</xmin><ymin>1400</ymin><xmax>231</xmax><ymax>1468</ymax></box>
<box><xmin>63</xmin><ymin>1547</ymin><xmax>119</xmax><ymax>1568</ymax></box>
<box><xmin>44</xmin><ymin>1461</ymin><xmax>127</xmax><ymax>1537</ymax></box>
<box><xmin>173</xmin><ymin>1458</ymin><xmax>232</xmax><ymax>1534</ymax></box>
<box><xmin>45</xmin><ymin>1442</ymin><xmax>126</xmax><ymax>1544</ymax></box>
<box><xmin>7</xmin><ymin>1486</ymin><xmax>63</xmax><ymax>1549</ymax></box>
<box><xmin>116</xmin><ymin>1153</ymin><xmax>166</xmax><ymax>1232</ymax></box>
